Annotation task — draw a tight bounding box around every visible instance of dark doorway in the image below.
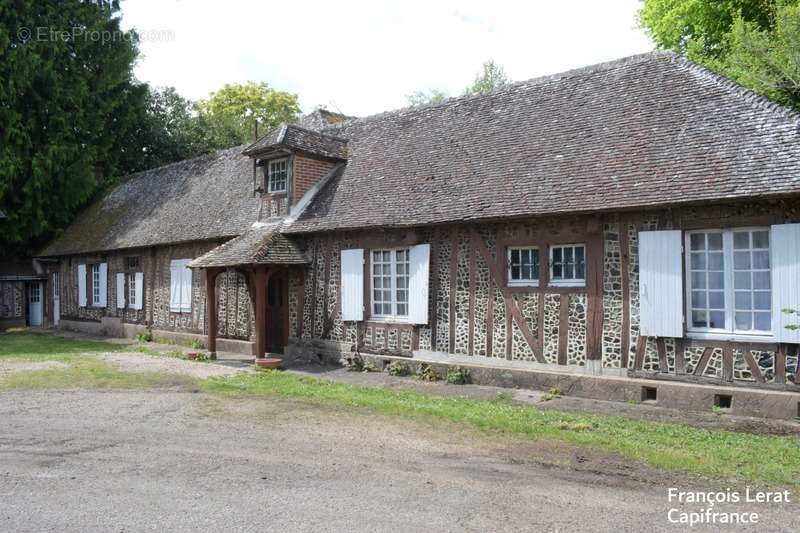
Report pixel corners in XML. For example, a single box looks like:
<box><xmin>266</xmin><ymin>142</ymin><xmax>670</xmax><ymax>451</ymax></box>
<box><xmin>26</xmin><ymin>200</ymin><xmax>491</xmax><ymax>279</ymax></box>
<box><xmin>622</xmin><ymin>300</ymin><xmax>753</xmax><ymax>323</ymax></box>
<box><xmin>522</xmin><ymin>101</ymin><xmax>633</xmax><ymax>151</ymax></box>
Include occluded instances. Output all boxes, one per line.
<box><xmin>265</xmin><ymin>270</ymin><xmax>288</xmax><ymax>354</ymax></box>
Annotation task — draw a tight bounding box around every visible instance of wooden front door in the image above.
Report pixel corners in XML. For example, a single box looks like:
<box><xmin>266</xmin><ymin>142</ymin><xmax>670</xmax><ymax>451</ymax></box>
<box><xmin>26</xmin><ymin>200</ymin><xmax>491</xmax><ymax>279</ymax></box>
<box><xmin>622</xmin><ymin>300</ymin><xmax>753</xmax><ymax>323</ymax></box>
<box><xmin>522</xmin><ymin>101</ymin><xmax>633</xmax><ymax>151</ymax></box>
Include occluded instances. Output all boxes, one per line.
<box><xmin>265</xmin><ymin>270</ymin><xmax>288</xmax><ymax>354</ymax></box>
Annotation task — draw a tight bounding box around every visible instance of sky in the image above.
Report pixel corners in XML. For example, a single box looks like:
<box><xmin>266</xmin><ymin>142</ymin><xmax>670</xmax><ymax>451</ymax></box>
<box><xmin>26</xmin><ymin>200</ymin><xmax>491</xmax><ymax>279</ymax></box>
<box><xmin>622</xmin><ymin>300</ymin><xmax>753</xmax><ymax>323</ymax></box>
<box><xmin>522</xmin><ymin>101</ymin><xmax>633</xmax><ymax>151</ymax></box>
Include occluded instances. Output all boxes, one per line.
<box><xmin>120</xmin><ymin>0</ymin><xmax>654</xmax><ymax>117</ymax></box>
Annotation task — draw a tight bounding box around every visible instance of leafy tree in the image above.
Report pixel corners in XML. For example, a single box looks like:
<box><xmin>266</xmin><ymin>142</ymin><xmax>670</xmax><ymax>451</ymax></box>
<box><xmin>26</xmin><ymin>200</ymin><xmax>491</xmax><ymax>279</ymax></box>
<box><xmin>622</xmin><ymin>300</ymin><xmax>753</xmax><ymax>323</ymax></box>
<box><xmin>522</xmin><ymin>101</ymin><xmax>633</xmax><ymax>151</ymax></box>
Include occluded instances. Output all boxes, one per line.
<box><xmin>194</xmin><ymin>82</ymin><xmax>300</xmax><ymax>150</ymax></box>
<box><xmin>722</xmin><ymin>3</ymin><xmax>800</xmax><ymax>107</ymax></box>
<box><xmin>464</xmin><ymin>60</ymin><xmax>510</xmax><ymax>95</ymax></box>
<box><xmin>639</xmin><ymin>0</ymin><xmax>800</xmax><ymax>108</ymax></box>
<box><xmin>0</xmin><ymin>0</ymin><xmax>146</xmax><ymax>256</ymax></box>
<box><xmin>406</xmin><ymin>89</ymin><xmax>448</xmax><ymax>106</ymax></box>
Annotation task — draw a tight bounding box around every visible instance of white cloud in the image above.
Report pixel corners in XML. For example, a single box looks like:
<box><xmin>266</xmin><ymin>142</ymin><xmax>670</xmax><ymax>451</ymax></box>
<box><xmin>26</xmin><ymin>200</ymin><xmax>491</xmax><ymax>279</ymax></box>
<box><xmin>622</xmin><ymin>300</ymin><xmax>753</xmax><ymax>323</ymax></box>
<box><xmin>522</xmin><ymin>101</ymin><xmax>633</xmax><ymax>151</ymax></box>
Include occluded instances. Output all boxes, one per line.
<box><xmin>121</xmin><ymin>0</ymin><xmax>653</xmax><ymax>116</ymax></box>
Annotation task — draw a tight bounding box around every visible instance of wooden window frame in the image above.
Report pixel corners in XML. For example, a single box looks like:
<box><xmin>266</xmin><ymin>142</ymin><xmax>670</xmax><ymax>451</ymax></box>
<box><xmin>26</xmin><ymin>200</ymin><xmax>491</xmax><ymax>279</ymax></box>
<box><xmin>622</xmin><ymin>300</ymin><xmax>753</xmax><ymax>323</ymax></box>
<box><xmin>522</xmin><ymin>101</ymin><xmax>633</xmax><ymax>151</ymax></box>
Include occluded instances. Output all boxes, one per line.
<box><xmin>549</xmin><ymin>243</ymin><xmax>586</xmax><ymax>288</ymax></box>
<box><xmin>506</xmin><ymin>246</ymin><xmax>539</xmax><ymax>287</ymax></box>
<box><xmin>369</xmin><ymin>248</ymin><xmax>410</xmax><ymax>322</ymax></box>
<box><xmin>91</xmin><ymin>263</ymin><xmax>102</xmax><ymax>306</ymax></box>
<box><xmin>684</xmin><ymin>227</ymin><xmax>773</xmax><ymax>341</ymax></box>
<box><xmin>267</xmin><ymin>158</ymin><xmax>288</xmax><ymax>194</ymax></box>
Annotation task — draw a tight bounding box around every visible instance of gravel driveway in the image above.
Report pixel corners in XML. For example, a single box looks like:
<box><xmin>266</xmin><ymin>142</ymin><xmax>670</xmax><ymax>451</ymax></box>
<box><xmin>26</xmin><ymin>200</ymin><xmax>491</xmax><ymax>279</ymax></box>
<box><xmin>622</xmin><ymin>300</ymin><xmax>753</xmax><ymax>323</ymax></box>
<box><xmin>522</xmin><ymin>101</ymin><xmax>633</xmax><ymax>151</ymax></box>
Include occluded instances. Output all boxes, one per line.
<box><xmin>1</xmin><ymin>389</ymin><xmax>798</xmax><ymax>532</ymax></box>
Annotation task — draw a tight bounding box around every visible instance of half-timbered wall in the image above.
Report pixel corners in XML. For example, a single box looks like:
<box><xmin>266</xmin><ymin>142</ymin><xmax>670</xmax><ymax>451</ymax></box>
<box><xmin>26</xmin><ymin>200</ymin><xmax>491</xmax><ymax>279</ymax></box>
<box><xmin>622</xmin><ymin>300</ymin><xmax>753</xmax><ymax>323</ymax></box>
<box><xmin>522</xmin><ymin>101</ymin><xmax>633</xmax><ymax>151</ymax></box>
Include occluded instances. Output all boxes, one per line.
<box><xmin>53</xmin><ymin>242</ymin><xmax>253</xmax><ymax>340</ymax></box>
<box><xmin>288</xmin><ymin>199</ymin><xmax>800</xmax><ymax>390</ymax></box>
<box><xmin>0</xmin><ymin>281</ymin><xmax>24</xmax><ymax>322</ymax></box>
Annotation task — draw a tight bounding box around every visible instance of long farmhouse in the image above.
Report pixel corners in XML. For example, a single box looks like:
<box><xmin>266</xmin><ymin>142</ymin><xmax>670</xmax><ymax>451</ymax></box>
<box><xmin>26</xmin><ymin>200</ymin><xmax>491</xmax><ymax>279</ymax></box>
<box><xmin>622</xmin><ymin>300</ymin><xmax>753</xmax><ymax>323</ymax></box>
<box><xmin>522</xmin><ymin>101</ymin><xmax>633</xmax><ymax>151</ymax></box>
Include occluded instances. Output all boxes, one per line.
<box><xmin>35</xmin><ymin>52</ymin><xmax>800</xmax><ymax>418</ymax></box>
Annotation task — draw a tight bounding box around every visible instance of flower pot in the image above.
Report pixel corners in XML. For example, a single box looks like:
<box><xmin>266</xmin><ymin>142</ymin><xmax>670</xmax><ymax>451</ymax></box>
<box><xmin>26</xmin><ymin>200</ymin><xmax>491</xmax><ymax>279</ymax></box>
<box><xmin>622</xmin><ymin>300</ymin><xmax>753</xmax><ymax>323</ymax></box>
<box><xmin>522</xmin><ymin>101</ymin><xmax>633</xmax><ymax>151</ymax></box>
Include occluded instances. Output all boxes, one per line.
<box><xmin>186</xmin><ymin>352</ymin><xmax>199</xmax><ymax>360</ymax></box>
<box><xmin>255</xmin><ymin>357</ymin><xmax>282</xmax><ymax>369</ymax></box>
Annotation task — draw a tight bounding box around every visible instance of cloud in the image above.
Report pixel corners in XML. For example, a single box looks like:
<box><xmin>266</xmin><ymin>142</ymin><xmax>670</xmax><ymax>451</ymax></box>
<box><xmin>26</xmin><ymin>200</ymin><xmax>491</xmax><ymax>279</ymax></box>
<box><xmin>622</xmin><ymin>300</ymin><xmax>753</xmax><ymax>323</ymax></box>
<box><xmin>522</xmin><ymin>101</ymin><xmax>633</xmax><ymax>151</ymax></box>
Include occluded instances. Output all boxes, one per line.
<box><xmin>121</xmin><ymin>0</ymin><xmax>653</xmax><ymax>117</ymax></box>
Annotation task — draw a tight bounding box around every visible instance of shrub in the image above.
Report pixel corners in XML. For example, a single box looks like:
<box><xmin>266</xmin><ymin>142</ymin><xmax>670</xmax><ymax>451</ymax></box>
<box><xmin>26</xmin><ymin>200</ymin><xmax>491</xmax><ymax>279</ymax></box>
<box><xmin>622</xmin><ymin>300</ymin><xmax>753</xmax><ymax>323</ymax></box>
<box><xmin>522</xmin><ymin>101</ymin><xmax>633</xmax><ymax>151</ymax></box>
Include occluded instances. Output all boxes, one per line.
<box><xmin>446</xmin><ymin>366</ymin><xmax>471</xmax><ymax>385</ymax></box>
<box><xmin>137</xmin><ymin>328</ymin><xmax>153</xmax><ymax>343</ymax></box>
<box><xmin>347</xmin><ymin>355</ymin><xmax>364</xmax><ymax>372</ymax></box>
<box><xmin>362</xmin><ymin>360</ymin><xmax>379</xmax><ymax>373</ymax></box>
<box><xmin>386</xmin><ymin>361</ymin><xmax>410</xmax><ymax>376</ymax></box>
<box><xmin>190</xmin><ymin>339</ymin><xmax>204</xmax><ymax>349</ymax></box>
<box><xmin>416</xmin><ymin>363</ymin><xmax>441</xmax><ymax>382</ymax></box>
<box><xmin>541</xmin><ymin>387</ymin><xmax>562</xmax><ymax>402</ymax></box>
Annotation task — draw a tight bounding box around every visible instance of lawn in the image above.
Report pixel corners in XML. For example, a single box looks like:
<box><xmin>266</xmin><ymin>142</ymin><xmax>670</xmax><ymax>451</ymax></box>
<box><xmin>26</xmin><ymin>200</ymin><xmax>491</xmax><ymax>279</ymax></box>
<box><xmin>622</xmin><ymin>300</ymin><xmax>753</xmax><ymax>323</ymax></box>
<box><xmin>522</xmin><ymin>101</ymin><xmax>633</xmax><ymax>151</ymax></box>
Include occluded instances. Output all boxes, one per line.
<box><xmin>2</xmin><ymin>330</ymin><xmax>799</xmax><ymax>487</ymax></box>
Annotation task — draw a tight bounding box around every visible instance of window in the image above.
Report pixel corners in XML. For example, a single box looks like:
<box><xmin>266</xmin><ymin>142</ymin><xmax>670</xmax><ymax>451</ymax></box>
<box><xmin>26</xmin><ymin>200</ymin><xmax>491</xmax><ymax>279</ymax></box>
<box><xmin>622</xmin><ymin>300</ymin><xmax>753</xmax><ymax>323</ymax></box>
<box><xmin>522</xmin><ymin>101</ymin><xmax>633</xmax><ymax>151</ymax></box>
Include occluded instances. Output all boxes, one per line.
<box><xmin>128</xmin><ymin>272</ymin><xmax>137</xmax><ymax>309</ymax></box>
<box><xmin>91</xmin><ymin>264</ymin><xmax>101</xmax><ymax>305</ymax></box>
<box><xmin>169</xmin><ymin>259</ymin><xmax>192</xmax><ymax>313</ymax></box>
<box><xmin>371</xmin><ymin>249</ymin><xmax>409</xmax><ymax>319</ymax></box>
<box><xmin>686</xmin><ymin>228</ymin><xmax>771</xmax><ymax>335</ymax></box>
<box><xmin>550</xmin><ymin>244</ymin><xmax>585</xmax><ymax>286</ymax></box>
<box><xmin>507</xmin><ymin>247</ymin><xmax>539</xmax><ymax>286</ymax></box>
<box><xmin>267</xmin><ymin>158</ymin><xmax>288</xmax><ymax>193</ymax></box>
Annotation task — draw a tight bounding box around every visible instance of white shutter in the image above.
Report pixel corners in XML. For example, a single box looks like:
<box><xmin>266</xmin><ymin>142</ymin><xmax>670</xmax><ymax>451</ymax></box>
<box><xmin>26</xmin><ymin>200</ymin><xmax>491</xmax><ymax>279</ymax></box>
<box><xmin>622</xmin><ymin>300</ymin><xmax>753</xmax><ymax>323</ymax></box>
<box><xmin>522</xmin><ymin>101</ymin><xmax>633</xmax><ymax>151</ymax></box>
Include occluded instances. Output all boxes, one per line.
<box><xmin>341</xmin><ymin>249</ymin><xmax>364</xmax><ymax>321</ymax></box>
<box><xmin>771</xmin><ymin>223</ymin><xmax>800</xmax><ymax>342</ymax></box>
<box><xmin>408</xmin><ymin>244</ymin><xmax>430</xmax><ymax>324</ymax></box>
<box><xmin>98</xmin><ymin>263</ymin><xmax>108</xmax><ymax>307</ymax></box>
<box><xmin>169</xmin><ymin>260</ymin><xmax>181</xmax><ymax>312</ymax></box>
<box><xmin>639</xmin><ymin>230</ymin><xmax>683</xmax><ymax>337</ymax></box>
<box><xmin>134</xmin><ymin>272</ymin><xmax>144</xmax><ymax>311</ymax></box>
<box><xmin>181</xmin><ymin>263</ymin><xmax>192</xmax><ymax>312</ymax></box>
<box><xmin>116</xmin><ymin>273</ymin><xmax>125</xmax><ymax>309</ymax></box>
<box><xmin>78</xmin><ymin>264</ymin><xmax>87</xmax><ymax>307</ymax></box>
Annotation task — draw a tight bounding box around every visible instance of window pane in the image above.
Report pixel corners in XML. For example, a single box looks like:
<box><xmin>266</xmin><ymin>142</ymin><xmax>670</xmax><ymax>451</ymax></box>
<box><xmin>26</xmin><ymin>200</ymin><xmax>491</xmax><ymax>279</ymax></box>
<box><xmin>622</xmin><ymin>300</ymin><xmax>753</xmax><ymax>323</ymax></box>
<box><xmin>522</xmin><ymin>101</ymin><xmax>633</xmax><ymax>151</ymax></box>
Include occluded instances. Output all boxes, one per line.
<box><xmin>552</xmin><ymin>247</ymin><xmax>562</xmax><ymax>264</ymax></box>
<box><xmin>753</xmin><ymin>292</ymin><xmax>770</xmax><ymax>310</ymax></box>
<box><xmin>691</xmin><ymin>291</ymin><xmax>706</xmax><ymax>308</ymax></box>
<box><xmin>552</xmin><ymin>263</ymin><xmax>562</xmax><ymax>278</ymax></box>
<box><xmin>575</xmin><ymin>261</ymin><xmax>585</xmax><ymax>280</ymax></box>
<box><xmin>753</xmin><ymin>271</ymin><xmax>770</xmax><ymax>289</ymax></box>
<box><xmin>709</xmin><ymin>311</ymin><xmax>725</xmax><ymax>329</ymax></box>
<box><xmin>564</xmin><ymin>263</ymin><xmax>574</xmax><ymax>279</ymax></box>
<box><xmin>707</xmin><ymin>233</ymin><xmax>723</xmax><ymax>250</ymax></box>
<box><xmin>752</xmin><ymin>231</ymin><xmax>769</xmax><ymax>249</ymax></box>
<box><xmin>691</xmin><ymin>272</ymin><xmax>706</xmax><ymax>289</ymax></box>
<box><xmin>754</xmin><ymin>312</ymin><xmax>771</xmax><ymax>331</ymax></box>
<box><xmin>692</xmin><ymin>310</ymin><xmax>707</xmax><ymax>328</ymax></box>
<box><xmin>752</xmin><ymin>251</ymin><xmax>769</xmax><ymax>269</ymax></box>
<box><xmin>690</xmin><ymin>233</ymin><xmax>705</xmax><ymax>251</ymax></box>
<box><xmin>397</xmin><ymin>303</ymin><xmax>407</xmax><ymax>315</ymax></box>
<box><xmin>511</xmin><ymin>266</ymin><xmax>520</xmax><ymax>280</ymax></box>
<box><xmin>735</xmin><ymin>312</ymin><xmax>752</xmax><ymax>330</ymax></box>
<box><xmin>690</xmin><ymin>253</ymin><xmax>705</xmax><ymax>270</ymax></box>
<box><xmin>708</xmin><ymin>291</ymin><xmax>725</xmax><ymax>309</ymax></box>
<box><xmin>733</xmin><ymin>232</ymin><xmax>750</xmax><ymax>249</ymax></box>
<box><xmin>564</xmin><ymin>247</ymin><xmax>574</xmax><ymax>264</ymax></box>
<box><xmin>708</xmin><ymin>272</ymin><xmax>724</xmax><ymax>290</ymax></box>
<box><xmin>575</xmin><ymin>246</ymin><xmax>585</xmax><ymax>263</ymax></box>
<box><xmin>734</xmin><ymin>251</ymin><xmax>750</xmax><ymax>270</ymax></box>
<box><xmin>510</xmin><ymin>249</ymin><xmax>519</xmax><ymax>264</ymax></box>
<box><xmin>734</xmin><ymin>271</ymin><xmax>751</xmax><ymax>290</ymax></box>
<box><xmin>707</xmin><ymin>252</ymin><xmax>723</xmax><ymax>270</ymax></box>
<box><xmin>735</xmin><ymin>291</ymin><xmax>752</xmax><ymax>310</ymax></box>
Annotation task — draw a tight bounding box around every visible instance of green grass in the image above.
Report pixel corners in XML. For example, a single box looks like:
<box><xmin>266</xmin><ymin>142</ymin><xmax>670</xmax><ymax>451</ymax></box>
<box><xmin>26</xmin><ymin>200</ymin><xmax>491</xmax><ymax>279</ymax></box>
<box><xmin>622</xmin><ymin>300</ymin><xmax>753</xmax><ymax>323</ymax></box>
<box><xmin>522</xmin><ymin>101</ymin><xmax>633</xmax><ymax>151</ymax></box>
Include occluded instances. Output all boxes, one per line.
<box><xmin>204</xmin><ymin>371</ymin><xmax>800</xmax><ymax>487</ymax></box>
<box><xmin>0</xmin><ymin>357</ymin><xmax>197</xmax><ymax>391</ymax></box>
<box><xmin>0</xmin><ymin>330</ymin><xmax>125</xmax><ymax>361</ymax></box>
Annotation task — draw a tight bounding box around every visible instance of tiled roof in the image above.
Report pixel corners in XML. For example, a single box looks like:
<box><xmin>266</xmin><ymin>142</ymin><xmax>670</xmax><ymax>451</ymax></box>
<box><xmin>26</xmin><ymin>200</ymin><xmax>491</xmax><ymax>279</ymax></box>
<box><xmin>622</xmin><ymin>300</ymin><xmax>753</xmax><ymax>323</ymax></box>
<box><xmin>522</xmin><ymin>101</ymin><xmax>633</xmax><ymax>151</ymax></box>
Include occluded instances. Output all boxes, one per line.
<box><xmin>243</xmin><ymin>124</ymin><xmax>348</xmax><ymax>160</ymax></box>
<box><xmin>189</xmin><ymin>221</ymin><xmax>308</xmax><ymax>268</ymax></box>
<box><xmin>285</xmin><ymin>51</ymin><xmax>800</xmax><ymax>234</ymax></box>
<box><xmin>39</xmin><ymin>147</ymin><xmax>260</xmax><ymax>256</ymax></box>
<box><xmin>296</xmin><ymin>109</ymin><xmax>354</xmax><ymax>131</ymax></box>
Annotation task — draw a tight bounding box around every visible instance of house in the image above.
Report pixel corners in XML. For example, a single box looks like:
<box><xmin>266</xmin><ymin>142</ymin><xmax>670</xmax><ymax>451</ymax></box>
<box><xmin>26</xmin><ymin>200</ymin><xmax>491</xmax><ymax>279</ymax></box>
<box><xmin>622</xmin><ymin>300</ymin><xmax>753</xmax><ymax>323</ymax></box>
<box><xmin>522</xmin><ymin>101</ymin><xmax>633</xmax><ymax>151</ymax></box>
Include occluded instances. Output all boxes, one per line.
<box><xmin>0</xmin><ymin>259</ymin><xmax>47</xmax><ymax>329</ymax></box>
<box><xmin>38</xmin><ymin>52</ymin><xmax>800</xmax><ymax>417</ymax></box>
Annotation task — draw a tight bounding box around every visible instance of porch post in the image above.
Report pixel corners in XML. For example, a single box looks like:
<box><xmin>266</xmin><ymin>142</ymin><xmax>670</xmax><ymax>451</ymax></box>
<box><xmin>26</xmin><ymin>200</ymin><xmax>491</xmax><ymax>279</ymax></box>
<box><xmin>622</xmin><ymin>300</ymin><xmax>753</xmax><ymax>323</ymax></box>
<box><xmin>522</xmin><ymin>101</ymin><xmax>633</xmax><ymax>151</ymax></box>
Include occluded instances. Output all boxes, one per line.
<box><xmin>254</xmin><ymin>267</ymin><xmax>268</xmax><ymax>358</ymax></box>
<box><xmin>205</xmin><ymin>268</ymin><xmax>222</xmax><ymax>356</ymax></box>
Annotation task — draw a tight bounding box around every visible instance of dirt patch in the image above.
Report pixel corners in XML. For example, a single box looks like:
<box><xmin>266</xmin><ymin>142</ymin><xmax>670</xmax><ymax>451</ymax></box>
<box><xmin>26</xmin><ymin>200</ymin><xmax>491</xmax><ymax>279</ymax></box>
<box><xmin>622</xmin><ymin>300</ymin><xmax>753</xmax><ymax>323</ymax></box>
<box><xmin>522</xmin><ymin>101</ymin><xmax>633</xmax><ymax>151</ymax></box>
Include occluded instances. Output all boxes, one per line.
<box><xmin>99</xmin><ymin>352</ymin><xmax>252</xmax><ymax>379</ymax></box>
<box><xmin>0</xmin><ymin>360</ymin><xmax>69</xmax><ymax>375</ymax></box>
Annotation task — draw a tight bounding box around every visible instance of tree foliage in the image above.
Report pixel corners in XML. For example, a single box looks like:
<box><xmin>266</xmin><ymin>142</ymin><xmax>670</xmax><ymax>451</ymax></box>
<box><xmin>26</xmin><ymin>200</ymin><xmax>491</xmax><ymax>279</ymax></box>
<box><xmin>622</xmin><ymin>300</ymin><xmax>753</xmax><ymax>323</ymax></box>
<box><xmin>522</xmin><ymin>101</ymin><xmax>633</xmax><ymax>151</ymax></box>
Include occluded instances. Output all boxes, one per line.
<box><xmin>0</xmin><ymin>0</ymin><xmax>146</xmax><ymax>256</ymax></box>
<box><xmin>406</xmin><ymin>89</ymin><xmax>448</xmax><ymax>107</ymax></box>
<box><xmin>639</xmin><ymin>0</ymin><xmax>800</xmax><ymax>109</ymax></box>
<box><xmin>193</xmin><ymin>82</ymin><xmax>300</xmax><ymax>150</ymax></box>
<box><xmin>464</xmin><ymin>60</ymin><xmax>510</xmax><ymax>95</ymax></box>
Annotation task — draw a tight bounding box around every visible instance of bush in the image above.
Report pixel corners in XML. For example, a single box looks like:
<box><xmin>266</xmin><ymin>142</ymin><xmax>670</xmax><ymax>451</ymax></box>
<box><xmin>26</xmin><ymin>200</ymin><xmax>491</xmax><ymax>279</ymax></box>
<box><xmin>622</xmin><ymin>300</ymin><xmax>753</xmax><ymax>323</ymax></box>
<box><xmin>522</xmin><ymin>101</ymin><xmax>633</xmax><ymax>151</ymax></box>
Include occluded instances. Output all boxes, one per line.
<box><xmin>541</xmin><ymin>387</ymin><xmax>562</xmax><ymax>402</ymax></box>
<box><xmin>362</xmin><ymin>360</ymin><xmax>379</xmax><ymax>373</ymax></box>
<box><xmin>347</xmin><ymin>355</ymin><xmax>364</xmax><ymax>372</ymax></box>
<box><xmin>137</xmin><ymin>328</ymin><xmax>153</xmax><ymax>343</ymax></box>
<box><xmin>446</xmin><ymin>366</ymin><xmax>471</xmax><ymax>385</ymax></box>
<box><xmin>416</xmin><ymin>363</ymin><xmax>441</xmax><ymax>382</ymax></box>
<box><xmin>190</xmin><ymin>338</ymin><xmax>204</xmax><ymax>349</ymax></box>
<box><xmin>386</xmin><ymin>361</ymin><xmax>410</xmax><ymax>376</ymax></box>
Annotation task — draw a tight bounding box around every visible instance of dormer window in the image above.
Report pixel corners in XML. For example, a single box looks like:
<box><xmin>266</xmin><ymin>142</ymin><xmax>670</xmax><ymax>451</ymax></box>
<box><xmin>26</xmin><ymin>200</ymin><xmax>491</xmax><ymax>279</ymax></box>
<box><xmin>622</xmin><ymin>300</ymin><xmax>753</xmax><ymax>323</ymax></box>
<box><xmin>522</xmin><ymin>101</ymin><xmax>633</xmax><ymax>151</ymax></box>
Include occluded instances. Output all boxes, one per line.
<box><xmin>267</xmin><ymin>158</ymin><xmax>288</xmax><ymax>193</ymax></box>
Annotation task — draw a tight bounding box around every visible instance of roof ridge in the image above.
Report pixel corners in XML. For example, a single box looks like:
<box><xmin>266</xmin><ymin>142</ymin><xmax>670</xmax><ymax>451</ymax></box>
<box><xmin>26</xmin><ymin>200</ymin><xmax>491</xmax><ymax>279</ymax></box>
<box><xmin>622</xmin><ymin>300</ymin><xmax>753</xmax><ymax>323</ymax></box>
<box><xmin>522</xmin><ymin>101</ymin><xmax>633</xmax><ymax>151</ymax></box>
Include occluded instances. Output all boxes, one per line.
<box><xmin>670</xmin><ymin>54</ymin><xmax>800</xmax><ymax>123</ymax></box>
<box><xmin>321</xmin><ymin>51</ymin><xmax>674</xmax><ymax>131</ymax></box>
<box><xmin>285</xmin><ymin>123</ymin><xmax>350</xmax><ymax>143</ymax></box>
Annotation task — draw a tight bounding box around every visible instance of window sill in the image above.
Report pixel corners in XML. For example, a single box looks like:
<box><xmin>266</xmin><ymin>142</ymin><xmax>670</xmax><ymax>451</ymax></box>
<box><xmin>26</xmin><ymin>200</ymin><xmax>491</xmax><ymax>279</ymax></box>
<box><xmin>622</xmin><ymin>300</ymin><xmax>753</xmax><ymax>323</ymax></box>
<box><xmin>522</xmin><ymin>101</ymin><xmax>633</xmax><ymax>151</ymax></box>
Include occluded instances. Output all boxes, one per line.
<box><xmin>685</xmin><ymin>331</ymin><xmax>776</xmax><ymax>343</ymax></box>
<box><xmin>549</xmin><ymin>280</ymin><xmax>586</xmax><ymax>288</ymax></box>
<box><xmin>368</xmin><ymin>317</ymin><xmax>410</xmax><ymax>325</ymax></box>
<box><xmin>507</xmin><ymin>281</ymin><xmax>539</xmax><ymax>288</ymax></box>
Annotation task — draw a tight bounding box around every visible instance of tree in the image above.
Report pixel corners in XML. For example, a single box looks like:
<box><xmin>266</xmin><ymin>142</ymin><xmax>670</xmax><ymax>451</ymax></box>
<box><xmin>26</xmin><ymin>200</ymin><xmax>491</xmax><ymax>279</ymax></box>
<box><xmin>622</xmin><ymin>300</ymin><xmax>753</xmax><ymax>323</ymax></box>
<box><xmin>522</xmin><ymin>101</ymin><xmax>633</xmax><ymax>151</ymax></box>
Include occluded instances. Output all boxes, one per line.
<box><xmin>639</xmin><ymin>0</ymin><xmax>800</xmax><ymax>109</ymax></box>
<box><xmin>465</xmin><ymin>60</ymin><xmax>510</xmax><ymax>95</ymax></box>
<box><xmin>722</xmin><ymin>3</ymin><xmax>800</xmax><ymax>107</ymax></box>
<box><xmin>194</xmin><ymin>82</ymin><xmax>300</xmax><ymax>150</ymax></box>
<box><xmin>0</xmin><ymin>0</ymin><xmax>147</xmax><ymax>256</ymax></box>
<box><xmin>406</xmin><ymin>89</ymin><xmax>448</xmax><ymax>106</ymax></box>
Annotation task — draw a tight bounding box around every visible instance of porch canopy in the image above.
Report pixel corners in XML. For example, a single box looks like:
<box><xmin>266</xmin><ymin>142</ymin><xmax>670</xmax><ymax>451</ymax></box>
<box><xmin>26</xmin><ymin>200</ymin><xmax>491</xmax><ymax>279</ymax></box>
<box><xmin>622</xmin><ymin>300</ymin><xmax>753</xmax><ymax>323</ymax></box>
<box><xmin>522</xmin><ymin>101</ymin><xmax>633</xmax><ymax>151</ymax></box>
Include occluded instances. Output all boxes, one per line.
<box><xmin>189</xmin><ymin>222</ymin><xmax>308</xmax><ymax>357</ymax></box>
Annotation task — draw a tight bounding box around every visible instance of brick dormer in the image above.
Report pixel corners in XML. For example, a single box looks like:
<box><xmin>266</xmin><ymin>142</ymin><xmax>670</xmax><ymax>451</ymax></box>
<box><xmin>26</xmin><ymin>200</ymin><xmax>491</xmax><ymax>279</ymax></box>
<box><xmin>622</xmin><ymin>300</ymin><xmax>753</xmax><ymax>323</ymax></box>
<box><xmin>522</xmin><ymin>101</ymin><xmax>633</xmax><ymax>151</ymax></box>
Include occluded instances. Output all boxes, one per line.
<box><xmin>243</xmin><ymin>124</ymin><xmax>348</xmax><ymax>219</ymax></box>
